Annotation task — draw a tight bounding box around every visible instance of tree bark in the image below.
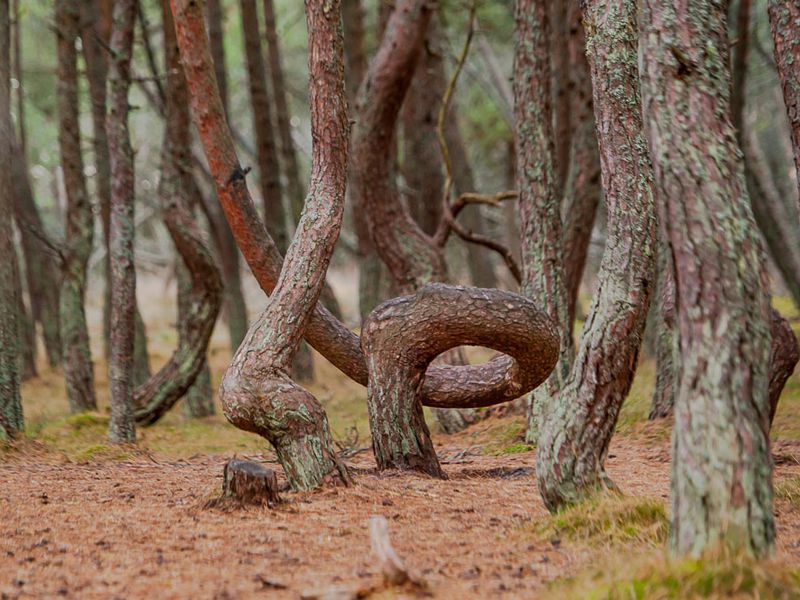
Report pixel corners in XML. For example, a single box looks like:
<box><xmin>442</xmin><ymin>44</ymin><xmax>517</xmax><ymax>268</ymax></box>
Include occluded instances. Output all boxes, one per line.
<box><xmin>172</xmin><ymin>0</ymin><xmax>560</xmax><ymax>418</ymax></box>
<box><xmin>178</xmin><ymin>260</ymin><xmax>215</xmax><ymax>418</ymax></box>
<box><xmin>562</xmin><ymin>0</ymin><xmax>601</xmax><ymax>325</ymax></box>
<box><xmin>768</xmin><ymin>0</ymin><xmax>800</xmax><ymax>218</ymax></box>
<box><xmin>514</xmin><ymin>0</ymin><xmax>575</xmax><ymax>442</ymax></box>
<box><xmin>0</xmin><ymin>0</ymin><xmax>22</xmax><ymax>437</ymax></box>
<box><xmin>57</xmin><ymin>0</ymin><xmax>97</xmax><ymax>413</ymax></box>
<box><xmin>106</xmin><ymin>0</ymin><xmax>138</xmax><ymax>444</ymax></box>
<box><xmin>549</xmin><ymin>0</ymin><xmax>570</xmax><ymax>196</ymax></box>
<box><xmin>362</xmin><ymin>284</ymin><xmax>559</xmax><ymax>476</ymax></box>
<box><xmin>642</xmin><ymin>0</ymin><xmax>775</xmax><ymax>558</ymax></box>
<box><xmin>14</xmin><ymin>255</ymin><xmax>36</xmax><ymax>382</ymax></box>
<box><xmin>81</xmin><ymin>0</ymin><xmax>150</xmax><ymax>387</ymax></box>
<box><xmin>649</xmin><ymin>243</ymin><xmax>677</xmax><ymax>420</ymax></box>
<box><xmin>206</xmin><ymin>0</ymin><xmax>228</xmax><ymax>115</ymax></box>
<box><xmin>535</xmin><ymin>0</ymin><xmax>657</xmax><ymax>511</ymax></box>
<box><xmin>174</xmin><ymin>0</ymin><xmax>349</xmax><ymax>491</ymax></box>
<box><xmin>240</xmin><ymin>0</ymin><xmax>286</xmax><ymax>252</ymax></box>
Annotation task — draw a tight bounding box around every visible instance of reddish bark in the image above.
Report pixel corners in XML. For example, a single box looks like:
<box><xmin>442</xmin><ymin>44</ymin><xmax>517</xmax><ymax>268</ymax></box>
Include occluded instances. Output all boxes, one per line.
<box><xmin>132</xmin><ymin>0</ymin><xmax>224</xmax><ymax>427</ymax></box>
<box><xmin>107</xmin><ymin>0</ymin><xmax>138</xmax><ymax>443</ymax></box>
<box><xmin>171</xmin><ymin>0</ymin><xmax>555</xmax><ymax>417</ymax></box>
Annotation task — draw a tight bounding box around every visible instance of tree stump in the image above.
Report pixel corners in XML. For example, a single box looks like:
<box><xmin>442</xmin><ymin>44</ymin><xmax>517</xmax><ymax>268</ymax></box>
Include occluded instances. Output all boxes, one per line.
<box><xmin>222</xmin><ymin>459</ymin><xmax>281</xmax><ymax>507</ymax></box>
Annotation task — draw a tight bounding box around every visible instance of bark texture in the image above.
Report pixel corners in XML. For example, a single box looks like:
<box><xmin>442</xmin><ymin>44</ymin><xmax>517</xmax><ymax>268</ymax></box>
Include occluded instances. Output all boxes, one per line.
<box><xmin>362</xmin><ymin>284</ymin><xmax>559</xmax><ymax>476</ymax></box>
<box><xmin>132</xmin><ymin>0</ymin><xmax>224</xmax><ymax>426</ymax></box>
<box><xmin>649</xmin><ymin>244</ymin><xmax>677</xmax><ymax>420</ymax></box>
<box><xmin>178</xmin><ymin>260</ymin><xmax>215</xmax><ymax>418</ymax></box>
<box><xmin>174</xmin><ymin>0</ymin><xmax>349</xmax><ymax>490</ymax></box>
<box><xmin>535</xmin><ymin>0</ymin><xmax>657</xmax><ymax>511</ymax></box>
<box><xmin>57</xmin><ymin>0</ymin><xmax>97</xmax><ymax>413</ymax></box>
<box><xmin>768</xmin><ymin>0</ymin><xmax>800</xmax><ymax>217</ymax></box>
<box><xmin>107</xmin><ymin>0</ymin><xmax>138</xmax><ymax>444</ymax></box>
<box><xmin>514</xmin><ymin>0</ymin><xmax>574</xmax><ymax>440</ymax></box>
<box><xmin>642</xmin><ymin>0</ymin><xmax>775</xmax><ymax>558</ymax></box>
<box><xmin>172</xmin><ymin>0</ymin><xmax>557</xmax><ymax>419</ymax></box>
<box><xmin>0</xmin><ymin>0</ymin><xmax>22</xmax><ymax>439</ymax></box>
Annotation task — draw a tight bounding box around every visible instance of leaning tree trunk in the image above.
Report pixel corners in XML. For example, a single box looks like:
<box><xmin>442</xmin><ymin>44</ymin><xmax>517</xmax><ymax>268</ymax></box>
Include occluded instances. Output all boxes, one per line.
<box><xmin>0</xmin><ymin>0</ymin><xmax>22</xmax><ymax>439</ymax></box>
<box><xmin>513</xmin><ymin>0</ymin><xmax>575</xmax><ymax>442</ymax></box>
<box><xmin>534</xmin><ymin>0</ymin><xmax>657</xmax><ymax>511</ymax></box>
<box><xmin>106</xmin><ymin>0</ymin><xmax>137</xmax><ymax>444</ymax></box>
<box><xmin>130</xmin><ymin>0</ymin><xmax>224</xmax><ymax>427</ymax></box>
<box><xmin>642</xmin><ymin>0</ymin><xmax>775</xmax><ymax>558</ymax></box>
<box><xmin>57</xmin><ymin>0</ymin><xmax>97</xmax><ymax>413</ymax></box>
<box><xmin>173</xmin><ymin>0</ymin><xmax>349</xmax><ymax>491</ymax></box>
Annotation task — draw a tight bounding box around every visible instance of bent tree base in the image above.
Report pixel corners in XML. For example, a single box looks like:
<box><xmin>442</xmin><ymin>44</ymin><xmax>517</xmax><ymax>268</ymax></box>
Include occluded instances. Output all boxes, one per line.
<box><xmin>361</xmin><ymin>284</ymin><xmax>559</xmax><ymax>477</ymax></box>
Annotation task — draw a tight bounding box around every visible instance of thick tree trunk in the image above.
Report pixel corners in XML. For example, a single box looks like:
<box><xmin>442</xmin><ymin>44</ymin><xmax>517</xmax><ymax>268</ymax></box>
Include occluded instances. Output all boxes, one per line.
<box><xmin>57</xmin><ymin>0</ymin><xmax>97</xmax><ymax>413</ymax></box>
<box><xmin>642</xmin><ymin>0</ymin><xmax>775</xmax><ymax>558</ymax></box>
<box><xmin>0</xmin><ymin>0</ymin><xmax>22</xmax><ymax>437</ymax></box>
<box><xmin>106</xmin><ymin>0</ymin><xmax>138</xmax><ymax>444</ymax></box>
<box><xmin>768</xmin><ymin>0</ymin><xmax>800</xmax><ymax>218</ymax></box>
<box><xmin>173</xmin><ymin>0</ymin><xmax>349</xmax><ymax>491</ymax></box>
<box><xmin>514</xmin><ymin>0</ymin><xmax>575</xmax><ymax>442</ymax></box>
<box><xmin>82</xmin><ymin>1</ymin><xmax>150</xmax><ymax>386</ymax></box>
<box><xmin>133</xmin><ymin>1</ymin><xmax>223</xmax><ymax>427</ymax></box>
<box><xmin>535</xmin><ymin>0</ymin><xmax>657</xmax><ymax>511</ymax></box>
<box><xmin>562</xmin><ymin>0</ymin><xmax>601</xmax><ymax>325</ymax></box>
<box><xmin>362</xmin><ymin>284</ymin><xmax>558</xmax><ymax>476</ymax></box>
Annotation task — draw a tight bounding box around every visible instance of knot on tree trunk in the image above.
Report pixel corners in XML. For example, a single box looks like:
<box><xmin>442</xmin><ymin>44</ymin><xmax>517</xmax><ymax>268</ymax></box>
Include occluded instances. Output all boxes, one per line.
<box><xmin>361</xmin><ymin>283</ymin><xmax>559</xmax><ymax>476</ymax></box>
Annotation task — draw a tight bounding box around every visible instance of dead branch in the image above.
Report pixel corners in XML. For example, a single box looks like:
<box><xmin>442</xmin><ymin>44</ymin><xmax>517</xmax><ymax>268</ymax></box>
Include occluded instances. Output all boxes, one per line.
<box><xmin>369</xmin><ymin>516</ymin><xmax>409</xmax><ymax>586</ymax></box>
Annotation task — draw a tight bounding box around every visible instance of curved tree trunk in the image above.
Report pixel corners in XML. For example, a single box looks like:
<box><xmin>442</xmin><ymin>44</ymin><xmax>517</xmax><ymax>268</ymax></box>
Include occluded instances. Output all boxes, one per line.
<box><xmin>132</xmin><ymin>0</ymin><xmax>224</xmax><ymax>427</ymax></box>
<box><xmin>178</xmin><ymin>260</ymin><xmax>215</xmax><ymax>418</ymax></box>
<box><xmin>362</xmin><ymin>284</ymin><xmax>558</xmax><ymax>476</ymax></box>
<box><xmin>57</xmin><ymin>0</ymin><xmax>97</xmax><ymax>413</ymax></box>
<box><xmin>0</xmin><ymin>0</ymin><xmax>22</xmax><ymax>438</ymax></box>
<box><xmin>642</xmin><ymin>0</ymin><xmax>775</xmax><ymax>558</ymax></box>
<box><xmin>513</xmin><ymin>0</ymin><xmax>575</xmax><ymax>442</ymax></box>
<box><xmin>107</xmin><ymin>0</ymin><xmax>138</xmax><ymax>443</ymax></box>
<box><xmin>173</xmin><ymin>0</ymin><xmax>349</xmax><ymax>491</ymax></box>
<box><xmin>535</xmin><ymin>0</ymin><xmax>657</xmax><ymax>511</ymax></box>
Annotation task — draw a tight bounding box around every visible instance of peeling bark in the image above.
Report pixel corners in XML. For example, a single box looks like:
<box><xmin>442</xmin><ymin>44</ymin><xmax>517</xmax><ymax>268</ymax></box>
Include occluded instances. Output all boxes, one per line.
<box><xmin>535</xmin><ymin>0</ymin><xmax>657</xmax><ymax>511</ymax></box>
<box><xmin>57</xmin><ymin>0</ymin><xmax>97</xmax><ymax>413</ymax></box>
<box><xmin>642</xmin><ymin>0</ymin><xmax>775</xmax><ymax>558</ymax></box>
<box><xmin>362</xmin><ymin>284</ymin><xmax>559</xmax><ymax>476</ymax></box>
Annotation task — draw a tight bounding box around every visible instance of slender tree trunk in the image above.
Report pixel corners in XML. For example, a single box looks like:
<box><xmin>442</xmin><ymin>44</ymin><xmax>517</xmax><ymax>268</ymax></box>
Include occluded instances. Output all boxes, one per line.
<box><xmin>768</xmin><ymin>0</ymin><xmax>800</xmax><ymax>219</ymax></box>
<box><xmin>106</xmin><ymin>0</ymin><xmax>138</xmax><ymax>444</ymax></box>
<box><xmin>207</xmin><ymin>0</ymin><xmax>228</xmax><ymax>115</ymax></box>
<box><xmin>57</xmin><ymin>0</ymin><xmax>97</xmax><ymax>413</ymax></box>
<box><xmin>649</xmin><ymin>243</ymin><xmax>677</xmax><ymax>420</ymax></box>
<box><xmin>178</xmin><ymin>261</ymin><xmax>215</xmax><ymax>418</ymax></box>
<box><xmin>562</xmin><ymin>0</ymin><xmax>601</xmax><ymax>325</ymax></box>
<box><xmin>175</xmin><ymin>0</ymin><xmax>351</xmax><ymax>490</ymax></box>
<box><xmin>535</xmin><ymin>0</ymin><xmax>657</xmax><ymax>511</ymax></box>
<box><xmin>240</xmin><ymin>0</ymin><xmax>286</xmax><ymax>251</ymax></box>
<box><xmin>514</xmin><ymin>0</ymin><xmax>575</xmax><ymax>443</ymax></box>
<box><xmin>132</xmin><ymin>0</ymin><xmax>224</xmax><ymax>427</ymax></box>
<box><xmin>1</xmin><ymin>0</ymin><xmax>23</xmax><ymax>438</ymax></box>
<box><xmin>82</xmin><ymin>0</ymin><xmax>151</xmax><ymax>386</ymax></box>
<box><xmin>642</xmin><ymin>0</ymin><xmax>775</xmax><ymax>558</ymax></box>
<box><xmin>549</xmin><ymin>0</ymin><xmax>570</xmax><ymax>196</ymax></box>
<box><xmin>14</xmin><ymin>255</ymin><xmax>36</xmax><ymax>381</ymax></box>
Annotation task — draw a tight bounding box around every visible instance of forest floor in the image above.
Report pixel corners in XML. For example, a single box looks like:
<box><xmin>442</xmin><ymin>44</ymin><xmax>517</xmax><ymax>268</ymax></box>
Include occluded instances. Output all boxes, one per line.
<box><xmin>2</xmin><ymin>284</ymin><xmax>800</xmax><ymax>598</ymax></box>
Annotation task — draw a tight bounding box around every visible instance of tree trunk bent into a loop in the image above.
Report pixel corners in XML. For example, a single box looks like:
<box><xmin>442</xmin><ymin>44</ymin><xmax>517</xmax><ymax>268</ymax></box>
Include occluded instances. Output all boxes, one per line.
<box><xmin>362</xmin><ymin>284</ymin><xmax>559</xmax><ymax>477</ymax></box>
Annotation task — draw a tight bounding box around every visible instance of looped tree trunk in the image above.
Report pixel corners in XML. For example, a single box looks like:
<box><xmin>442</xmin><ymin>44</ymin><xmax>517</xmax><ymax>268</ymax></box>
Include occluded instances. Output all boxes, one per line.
<box><xmin>361</xmin><ymin>283</ymin><xmax>559</xmax><ymax>477</ymax></box>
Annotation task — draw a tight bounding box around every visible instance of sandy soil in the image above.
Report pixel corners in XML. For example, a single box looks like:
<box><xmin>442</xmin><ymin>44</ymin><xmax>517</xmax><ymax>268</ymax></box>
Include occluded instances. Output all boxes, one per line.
<box><xmin>2</xmin><ymin>433</ymin><xmax>799</xmax><ymax>600</ymax></box>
